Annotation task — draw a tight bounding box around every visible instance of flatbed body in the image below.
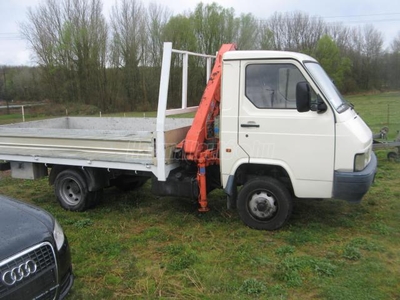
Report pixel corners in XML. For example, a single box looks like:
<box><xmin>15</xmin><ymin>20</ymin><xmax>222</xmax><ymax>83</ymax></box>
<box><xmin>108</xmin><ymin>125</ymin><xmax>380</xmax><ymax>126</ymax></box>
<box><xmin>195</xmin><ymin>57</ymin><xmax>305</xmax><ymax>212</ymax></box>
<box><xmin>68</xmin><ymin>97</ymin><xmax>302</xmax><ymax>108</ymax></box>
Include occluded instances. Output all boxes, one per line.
<box><xmin>0</xmin><ymin>116</ymin><xmax>192</xmax><ymax>175</ymax></box>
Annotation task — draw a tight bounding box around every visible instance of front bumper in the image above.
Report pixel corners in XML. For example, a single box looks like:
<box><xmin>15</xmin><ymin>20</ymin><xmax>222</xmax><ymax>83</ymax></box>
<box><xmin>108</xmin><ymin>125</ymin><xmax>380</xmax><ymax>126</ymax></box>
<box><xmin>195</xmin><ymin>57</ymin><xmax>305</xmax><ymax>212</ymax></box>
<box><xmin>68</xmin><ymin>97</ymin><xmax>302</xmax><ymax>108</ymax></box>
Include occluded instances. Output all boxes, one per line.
<box><xmin>57</xmin><ymin>236</ymin><xmax>74</xmax><ymax>299</ymax></box>
<box><xmin>333</xmin><ymin>152</ymin><xmax>377</xmax><ymax>203</ymax></box>
<box><xmin>59</xmin><ymin>268</ymin><xmax>74</xmax><ymax>300</ymax></box>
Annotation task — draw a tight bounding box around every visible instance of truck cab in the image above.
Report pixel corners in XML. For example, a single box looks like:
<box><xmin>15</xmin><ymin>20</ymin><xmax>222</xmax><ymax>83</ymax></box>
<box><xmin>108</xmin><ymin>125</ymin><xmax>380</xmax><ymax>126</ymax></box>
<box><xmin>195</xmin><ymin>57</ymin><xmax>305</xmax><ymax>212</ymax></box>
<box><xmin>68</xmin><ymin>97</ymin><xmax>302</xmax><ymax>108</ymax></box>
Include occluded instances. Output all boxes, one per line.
<box><xmin>220</xmin><ymin>50</ymin><xmax>377</xmax><ymax>230</ymax></box>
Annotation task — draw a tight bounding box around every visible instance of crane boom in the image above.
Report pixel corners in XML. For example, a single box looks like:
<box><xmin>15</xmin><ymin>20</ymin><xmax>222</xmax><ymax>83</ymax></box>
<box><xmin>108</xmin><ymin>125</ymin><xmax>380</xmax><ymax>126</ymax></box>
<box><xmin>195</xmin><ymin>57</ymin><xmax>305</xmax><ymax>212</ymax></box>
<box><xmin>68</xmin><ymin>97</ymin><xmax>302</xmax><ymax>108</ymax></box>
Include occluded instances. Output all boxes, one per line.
<box><xmin>177</xmin><ymin>43</ymin><xmax>236</xmax><ymax>212</ymax></box>
<box><xmin>181</xmin><ymin>43</ymin><xmax>236</xmax><ymax>161</ymax></box>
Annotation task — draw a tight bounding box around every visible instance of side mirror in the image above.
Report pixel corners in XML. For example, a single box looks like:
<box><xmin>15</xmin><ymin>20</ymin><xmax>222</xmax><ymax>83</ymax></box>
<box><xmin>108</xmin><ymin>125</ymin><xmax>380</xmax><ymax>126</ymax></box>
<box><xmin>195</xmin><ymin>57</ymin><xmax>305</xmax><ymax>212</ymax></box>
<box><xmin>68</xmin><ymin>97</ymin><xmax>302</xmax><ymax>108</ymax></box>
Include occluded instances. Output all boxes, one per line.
<box><xmin>296</xmin><ymin>81</ymin><xmax>311</xmax><ymax>112</ymax></box>
<box><xmin>315</xmin><ymin>96</ymin><xmax>327</xmax><ymax>113</ymax></box>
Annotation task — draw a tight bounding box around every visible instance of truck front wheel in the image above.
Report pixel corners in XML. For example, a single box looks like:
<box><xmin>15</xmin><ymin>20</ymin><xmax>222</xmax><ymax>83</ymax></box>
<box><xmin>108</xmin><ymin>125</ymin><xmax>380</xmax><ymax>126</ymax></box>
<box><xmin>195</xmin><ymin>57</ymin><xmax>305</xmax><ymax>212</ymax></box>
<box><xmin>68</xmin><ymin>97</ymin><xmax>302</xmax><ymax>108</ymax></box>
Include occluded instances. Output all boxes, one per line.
<box><xmin>237</xmin><ymin>177</ymin><xmax>292</xmax><ymax>230</ymax></box>
<box><xmin>54</xmin><ymin>169</ymin><xmax>99</xmax><ymax>211</ymax></box>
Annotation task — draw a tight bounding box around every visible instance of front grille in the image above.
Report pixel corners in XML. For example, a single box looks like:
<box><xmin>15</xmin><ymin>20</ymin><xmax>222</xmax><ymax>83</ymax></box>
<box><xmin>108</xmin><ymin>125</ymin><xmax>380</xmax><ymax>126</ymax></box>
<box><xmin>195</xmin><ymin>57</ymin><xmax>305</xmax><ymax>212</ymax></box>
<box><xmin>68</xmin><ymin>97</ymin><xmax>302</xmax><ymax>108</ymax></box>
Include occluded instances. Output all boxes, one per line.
<box><xmin>0</xmin><ymin>242</ymin><xmax>58</xmax><ymax>300</ymax></box>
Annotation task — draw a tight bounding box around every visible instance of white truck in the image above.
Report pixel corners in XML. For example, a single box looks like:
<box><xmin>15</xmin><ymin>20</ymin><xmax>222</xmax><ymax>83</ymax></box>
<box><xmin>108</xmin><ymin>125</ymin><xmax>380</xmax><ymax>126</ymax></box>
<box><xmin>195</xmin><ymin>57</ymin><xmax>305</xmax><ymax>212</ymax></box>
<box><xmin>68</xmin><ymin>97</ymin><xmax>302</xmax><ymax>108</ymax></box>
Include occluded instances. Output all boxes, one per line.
<box><xmin>0</xmin><ymin>42</ymin><xmax>377</xmax><ymax>230</ymax></box>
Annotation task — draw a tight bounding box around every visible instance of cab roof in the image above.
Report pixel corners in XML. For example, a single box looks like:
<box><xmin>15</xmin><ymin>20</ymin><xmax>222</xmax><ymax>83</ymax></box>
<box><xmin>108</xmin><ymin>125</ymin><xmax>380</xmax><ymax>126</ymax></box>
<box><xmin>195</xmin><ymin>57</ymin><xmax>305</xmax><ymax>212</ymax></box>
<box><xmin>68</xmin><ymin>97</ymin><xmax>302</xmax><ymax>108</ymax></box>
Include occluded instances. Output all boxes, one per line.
<box><xmin>223</xmin><ymin>50</ymin><xmax>317</xmax><ymax>63</ymax></box>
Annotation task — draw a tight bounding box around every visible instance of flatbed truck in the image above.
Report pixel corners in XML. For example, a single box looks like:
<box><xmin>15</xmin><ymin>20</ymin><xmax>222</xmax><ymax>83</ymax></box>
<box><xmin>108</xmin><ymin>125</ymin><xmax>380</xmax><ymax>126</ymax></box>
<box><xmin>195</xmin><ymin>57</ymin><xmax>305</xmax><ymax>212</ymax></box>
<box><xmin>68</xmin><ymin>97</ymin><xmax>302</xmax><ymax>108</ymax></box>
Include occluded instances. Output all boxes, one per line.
<box><xmin>0</xmin><ymin>43</ymin><xmax>377</xmax><ymax>230</ymax></box>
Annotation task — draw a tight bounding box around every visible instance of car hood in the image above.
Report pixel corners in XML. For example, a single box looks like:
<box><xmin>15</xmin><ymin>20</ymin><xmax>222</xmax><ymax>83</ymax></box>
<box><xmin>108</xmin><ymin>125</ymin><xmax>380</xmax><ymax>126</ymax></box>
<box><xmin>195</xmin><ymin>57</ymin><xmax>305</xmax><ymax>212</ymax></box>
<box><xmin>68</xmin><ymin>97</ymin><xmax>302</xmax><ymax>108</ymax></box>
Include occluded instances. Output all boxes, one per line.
<box><xmin>0</xmin><ymin>195</ymin><xmax>54</xmax><ymax>262</ymax></box>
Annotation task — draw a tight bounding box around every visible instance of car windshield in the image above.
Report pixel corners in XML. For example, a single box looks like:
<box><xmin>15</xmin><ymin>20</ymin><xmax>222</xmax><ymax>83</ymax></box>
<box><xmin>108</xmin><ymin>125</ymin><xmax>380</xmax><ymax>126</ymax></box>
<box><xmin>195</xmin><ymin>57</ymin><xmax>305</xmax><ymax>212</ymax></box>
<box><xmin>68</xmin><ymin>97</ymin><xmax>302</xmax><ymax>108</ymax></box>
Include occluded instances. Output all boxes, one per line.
<box><xmin>304</xmin><ymin>62</ymin><xmax>350</xmax><ymax>113</ymax></box>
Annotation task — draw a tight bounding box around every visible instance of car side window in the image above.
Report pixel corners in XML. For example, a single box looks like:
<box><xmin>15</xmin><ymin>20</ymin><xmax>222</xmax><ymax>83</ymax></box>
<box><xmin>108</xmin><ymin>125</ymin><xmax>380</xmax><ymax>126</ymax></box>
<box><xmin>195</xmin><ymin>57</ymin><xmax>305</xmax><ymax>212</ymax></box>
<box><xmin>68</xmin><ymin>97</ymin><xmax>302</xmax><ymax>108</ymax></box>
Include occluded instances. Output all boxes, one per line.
<box><xmin>245</xmin><ymin>63</ymin><xmax>316</xmax><ymax>109</ymax></box>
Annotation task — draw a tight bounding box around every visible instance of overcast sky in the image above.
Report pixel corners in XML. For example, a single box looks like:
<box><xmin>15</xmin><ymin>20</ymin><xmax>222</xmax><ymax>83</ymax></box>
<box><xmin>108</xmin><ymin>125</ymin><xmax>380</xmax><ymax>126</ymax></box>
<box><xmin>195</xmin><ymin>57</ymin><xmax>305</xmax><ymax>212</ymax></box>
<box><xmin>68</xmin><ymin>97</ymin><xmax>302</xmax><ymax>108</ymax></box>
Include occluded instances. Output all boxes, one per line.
<box><xmin>1</xmin><ymin>0</ymin><xmax>399</xmax><ymax>65</ymax></box>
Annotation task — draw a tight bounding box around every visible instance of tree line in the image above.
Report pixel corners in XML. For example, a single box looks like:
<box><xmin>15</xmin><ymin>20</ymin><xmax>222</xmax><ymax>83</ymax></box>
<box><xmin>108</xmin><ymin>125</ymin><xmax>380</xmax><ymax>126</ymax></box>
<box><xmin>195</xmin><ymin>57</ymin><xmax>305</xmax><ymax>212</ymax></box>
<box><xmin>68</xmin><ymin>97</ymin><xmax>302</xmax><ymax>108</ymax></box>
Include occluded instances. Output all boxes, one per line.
<box><xmin>1</xmin><ymin>0</ymin><xmax>400</xmax><ymax>112</ymax></box>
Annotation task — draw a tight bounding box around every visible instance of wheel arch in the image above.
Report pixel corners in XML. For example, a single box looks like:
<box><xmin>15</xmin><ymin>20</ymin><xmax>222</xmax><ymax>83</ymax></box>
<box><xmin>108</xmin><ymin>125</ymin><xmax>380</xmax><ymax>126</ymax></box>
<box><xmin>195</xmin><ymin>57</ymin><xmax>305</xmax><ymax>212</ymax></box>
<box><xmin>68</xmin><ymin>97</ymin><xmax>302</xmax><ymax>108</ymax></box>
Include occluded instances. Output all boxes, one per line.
<box><xmin>224</xmin><ymin>162</ymin><xmax>295</xmax><ymax>207</ymax></box>
<box><xmin>49</xmin><ymin>165</ymin><xmax>109</xmax><ymax>191</ymax></box>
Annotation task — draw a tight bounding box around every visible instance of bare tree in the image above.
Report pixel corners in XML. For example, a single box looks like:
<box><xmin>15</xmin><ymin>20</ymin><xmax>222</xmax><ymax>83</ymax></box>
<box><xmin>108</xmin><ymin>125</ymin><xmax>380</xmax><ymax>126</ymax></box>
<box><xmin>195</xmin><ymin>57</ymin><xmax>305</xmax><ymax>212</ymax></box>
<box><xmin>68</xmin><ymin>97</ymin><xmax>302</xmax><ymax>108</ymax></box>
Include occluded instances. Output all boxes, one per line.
<box><xmin>327</xmin><ymin>23</ymin><xmax>353</xmax><ymax>52</ymax></box>
<box><xmin>110</xmin><ymin>0</ymin><xmax>147</xmax><ymax>110</ymax></box>
<box><xmin>256</xmin><ymin>21</ymin><xmax>275</xmax><ymax>50</ymax></box>
<box><xmin>386</xmin><ymin>32</ymin><xmax>400</xmax><ymax>89</ymax></box>
<box><xmin>20</xmin><ymin>0</ymin><xmax>65</xmax><ymax>101</ymax></box>
<box><xmin>146</xmin><ymin>3</ymin><xmax>171</xmax><ymax>67</ymax></box>
<box><xmin>20</xmin><ymin>0</ymin><xmax>108</xmax><ymax>107</ymax></box>
<box><xmin>18</xmin><ymin>1</ymin><xmax>392</xmax><ymax>110</ymax></box>
<box><xmin>63</xmin><ymin>0</ymin><xmax>108</xmax><ymax>107</ymax></box>
<box><xmin>348</xmin><ymin>25</ymin><xmax>383</xmax><ymax>90</ymax></box>
<box><xmin>266</xmin><ymin>11</ymin><xmax>325</xmax><ymax>53</ymax></box>
<box><xmin>392</xmin><ymin>32</ymin><xmax>400</xmax><ymax>53</ymax></box>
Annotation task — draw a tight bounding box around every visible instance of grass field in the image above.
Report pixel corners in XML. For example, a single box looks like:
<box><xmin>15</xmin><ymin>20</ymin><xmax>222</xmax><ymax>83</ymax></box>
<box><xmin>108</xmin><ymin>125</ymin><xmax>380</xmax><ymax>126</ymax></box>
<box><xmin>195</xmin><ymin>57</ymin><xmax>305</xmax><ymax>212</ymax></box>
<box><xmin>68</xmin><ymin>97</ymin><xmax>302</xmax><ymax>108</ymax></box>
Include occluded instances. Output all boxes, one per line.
<box><xmin>0</xmin><ymin>92</ymin><xmax>399</xmax><ymax>299</ymax></box>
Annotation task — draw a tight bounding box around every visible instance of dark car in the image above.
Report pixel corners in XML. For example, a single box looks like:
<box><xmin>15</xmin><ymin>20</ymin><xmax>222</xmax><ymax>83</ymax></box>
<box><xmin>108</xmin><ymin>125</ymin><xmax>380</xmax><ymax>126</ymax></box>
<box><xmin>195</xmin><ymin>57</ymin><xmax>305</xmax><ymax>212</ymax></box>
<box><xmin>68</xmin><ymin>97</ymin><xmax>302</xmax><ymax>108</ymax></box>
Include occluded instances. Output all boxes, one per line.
<box><xmin>0</xmin><ymin>195</ymin><xmax>73</xmax><ymax>300</ymax></box>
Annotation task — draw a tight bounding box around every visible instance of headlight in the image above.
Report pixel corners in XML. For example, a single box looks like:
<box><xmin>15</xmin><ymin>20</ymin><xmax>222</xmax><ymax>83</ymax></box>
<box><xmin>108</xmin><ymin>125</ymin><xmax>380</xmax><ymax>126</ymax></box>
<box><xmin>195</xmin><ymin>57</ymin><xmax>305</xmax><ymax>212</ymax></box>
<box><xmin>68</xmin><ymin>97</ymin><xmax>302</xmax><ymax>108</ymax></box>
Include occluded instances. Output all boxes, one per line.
<box><xmin>354</xmin><ymin>149</ymin><xmax>371</xmax><ymax>172</ymax></box>
<box><xmin>53</xmin><ymin>219</ymin><xmax>65</xmax><ymax>251</ymax></box>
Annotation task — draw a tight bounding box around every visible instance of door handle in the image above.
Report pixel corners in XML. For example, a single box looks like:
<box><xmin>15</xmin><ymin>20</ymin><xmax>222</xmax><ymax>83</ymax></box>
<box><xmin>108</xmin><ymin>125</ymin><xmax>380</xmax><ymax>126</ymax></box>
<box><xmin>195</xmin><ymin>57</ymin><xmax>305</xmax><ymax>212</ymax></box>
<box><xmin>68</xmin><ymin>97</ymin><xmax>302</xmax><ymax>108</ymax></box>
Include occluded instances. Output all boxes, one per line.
<box><xmin>241</xmin><ymin>123</ymin><xmax>260</xmax><ymax>128</ymax></box>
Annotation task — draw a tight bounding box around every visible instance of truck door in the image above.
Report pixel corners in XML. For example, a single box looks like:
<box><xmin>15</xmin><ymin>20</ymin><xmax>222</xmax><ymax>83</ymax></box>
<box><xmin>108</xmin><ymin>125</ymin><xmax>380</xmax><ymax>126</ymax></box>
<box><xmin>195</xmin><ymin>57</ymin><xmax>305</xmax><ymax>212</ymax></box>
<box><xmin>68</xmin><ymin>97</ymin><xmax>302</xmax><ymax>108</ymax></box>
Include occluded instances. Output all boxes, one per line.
<box><xmin>238</xmin><ymin>60</ymin><xmax>335</xmax><ymax>198</ymax></box>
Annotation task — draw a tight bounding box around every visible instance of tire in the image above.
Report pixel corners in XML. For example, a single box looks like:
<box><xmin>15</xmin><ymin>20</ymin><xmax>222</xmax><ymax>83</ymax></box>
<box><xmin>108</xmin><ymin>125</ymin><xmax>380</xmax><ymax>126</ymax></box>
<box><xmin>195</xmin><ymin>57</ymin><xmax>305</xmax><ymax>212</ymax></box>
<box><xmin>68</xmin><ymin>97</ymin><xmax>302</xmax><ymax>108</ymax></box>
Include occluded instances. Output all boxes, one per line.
<box><xmin>237</xmin><ymin>177</ymin><xmax>293</xmax><ymax>230</ymax></box>
<box><xmin>54</xmin><ymin>169</ymin><xmax>98</xmax><ymax>211</ymax></box>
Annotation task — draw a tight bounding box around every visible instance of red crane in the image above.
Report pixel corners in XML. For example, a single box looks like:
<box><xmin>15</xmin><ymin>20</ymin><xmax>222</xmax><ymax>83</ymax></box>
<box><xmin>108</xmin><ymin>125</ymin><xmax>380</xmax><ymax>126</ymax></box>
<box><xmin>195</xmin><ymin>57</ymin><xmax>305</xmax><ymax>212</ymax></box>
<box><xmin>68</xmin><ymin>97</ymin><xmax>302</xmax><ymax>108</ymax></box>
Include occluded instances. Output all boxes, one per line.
<box><xmin>176</xmin><ymin>43</ymin><xmax>236</xmax><ymax>212</ymax></box>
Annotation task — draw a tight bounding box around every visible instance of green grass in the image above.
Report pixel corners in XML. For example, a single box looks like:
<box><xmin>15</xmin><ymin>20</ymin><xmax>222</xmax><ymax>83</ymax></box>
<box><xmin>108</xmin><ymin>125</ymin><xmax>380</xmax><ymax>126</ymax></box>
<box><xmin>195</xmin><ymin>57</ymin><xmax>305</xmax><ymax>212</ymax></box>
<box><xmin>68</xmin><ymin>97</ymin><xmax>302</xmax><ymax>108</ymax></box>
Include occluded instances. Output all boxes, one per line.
<box><xmin>1</xmin><ymin>92</ymin><xmax>400</xmax><ymax>299</ymax></box>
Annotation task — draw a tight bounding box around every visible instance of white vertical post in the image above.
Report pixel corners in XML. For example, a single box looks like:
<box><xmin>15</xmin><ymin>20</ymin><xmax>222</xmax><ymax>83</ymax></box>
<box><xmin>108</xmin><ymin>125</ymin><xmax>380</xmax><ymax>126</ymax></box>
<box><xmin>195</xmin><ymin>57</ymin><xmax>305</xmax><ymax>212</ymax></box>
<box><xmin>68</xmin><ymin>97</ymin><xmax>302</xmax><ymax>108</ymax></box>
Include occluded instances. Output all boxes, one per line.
<box><xmin>156</xmin><ymin>42</ymin><xmax>172</xmax><ymax>181</ymax></box>
<box><xmin>22</xmin><ymin>106</ymin><xmax>25</xmax><ymax>122</ymax></box>
<box><xmin>182</xmin><ymin>53</ymin><xmax>188</xmax><ymax>109</ymax></box>
<box><xmin>206</xmin><ymin>57</ymin><xmax>212</xmax><ymax>84</ymax></box>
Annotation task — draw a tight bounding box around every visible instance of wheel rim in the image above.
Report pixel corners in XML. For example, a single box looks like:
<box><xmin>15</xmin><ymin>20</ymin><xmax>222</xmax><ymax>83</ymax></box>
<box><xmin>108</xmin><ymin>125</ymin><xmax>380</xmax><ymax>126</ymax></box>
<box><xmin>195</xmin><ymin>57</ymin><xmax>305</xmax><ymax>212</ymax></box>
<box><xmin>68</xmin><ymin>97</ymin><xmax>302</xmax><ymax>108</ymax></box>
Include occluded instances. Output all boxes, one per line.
<box><xmin>248</xmin><ymin>190</ymin><xmax>277</xmax><ymax>220</ymax></box>
<box><xmin>60</xmin><ymin>177</ymin><xmax>83</xmax><ymax>206</ymax></box>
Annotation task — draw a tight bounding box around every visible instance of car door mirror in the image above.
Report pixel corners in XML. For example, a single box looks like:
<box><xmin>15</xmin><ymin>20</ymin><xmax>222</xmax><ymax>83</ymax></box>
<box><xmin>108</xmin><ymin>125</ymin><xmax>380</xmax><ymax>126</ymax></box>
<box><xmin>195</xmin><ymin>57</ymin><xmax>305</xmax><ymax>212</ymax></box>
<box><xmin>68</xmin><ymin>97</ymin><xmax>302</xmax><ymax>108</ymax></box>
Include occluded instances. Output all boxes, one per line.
<box><xmin>316</xmin><ymin>96</ymin><xmax>328</xmax><ymax>113</ymax></box>
<box><xmin>296</xmin><ymin>81</ymin><xmax>311</xmax><ymax>112</ymax></box>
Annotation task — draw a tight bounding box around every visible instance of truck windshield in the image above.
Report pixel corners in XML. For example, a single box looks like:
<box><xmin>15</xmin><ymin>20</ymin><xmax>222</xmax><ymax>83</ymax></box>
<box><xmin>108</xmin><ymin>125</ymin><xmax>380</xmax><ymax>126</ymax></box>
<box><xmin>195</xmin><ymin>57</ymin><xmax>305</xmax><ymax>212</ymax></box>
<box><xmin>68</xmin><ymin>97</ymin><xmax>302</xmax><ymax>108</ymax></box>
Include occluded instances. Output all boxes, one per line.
<box><xmin>304</xmin><ymin>62</ymin><xmax>350</xmax><ymax>113</ymax></box>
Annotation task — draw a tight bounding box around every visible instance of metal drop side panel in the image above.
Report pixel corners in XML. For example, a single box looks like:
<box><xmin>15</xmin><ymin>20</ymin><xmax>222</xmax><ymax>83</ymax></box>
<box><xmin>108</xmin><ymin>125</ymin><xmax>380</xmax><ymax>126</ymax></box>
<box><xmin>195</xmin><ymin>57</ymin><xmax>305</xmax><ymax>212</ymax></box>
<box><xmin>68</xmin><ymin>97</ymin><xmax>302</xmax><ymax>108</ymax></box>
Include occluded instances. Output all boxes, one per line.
<box><xmin>0</xmin><ymin>117</ymin><xmax>192</xmax><ymax>174</ymax></box>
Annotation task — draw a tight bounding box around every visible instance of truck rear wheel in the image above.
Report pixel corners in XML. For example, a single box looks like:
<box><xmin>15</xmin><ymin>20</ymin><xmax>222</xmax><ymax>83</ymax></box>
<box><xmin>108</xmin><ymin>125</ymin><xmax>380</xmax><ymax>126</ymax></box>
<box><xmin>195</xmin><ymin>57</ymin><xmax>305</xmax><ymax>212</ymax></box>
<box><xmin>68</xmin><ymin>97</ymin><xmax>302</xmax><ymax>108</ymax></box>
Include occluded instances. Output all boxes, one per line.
<box><xmin>54</xmin><ymin>169</ymin><xmax>99</xmax><ymax>211</ymax></box>
<box><xmin>237</xmin><ymin>177</ymin><xmax>292</xmax><ymax>230</ymax></box>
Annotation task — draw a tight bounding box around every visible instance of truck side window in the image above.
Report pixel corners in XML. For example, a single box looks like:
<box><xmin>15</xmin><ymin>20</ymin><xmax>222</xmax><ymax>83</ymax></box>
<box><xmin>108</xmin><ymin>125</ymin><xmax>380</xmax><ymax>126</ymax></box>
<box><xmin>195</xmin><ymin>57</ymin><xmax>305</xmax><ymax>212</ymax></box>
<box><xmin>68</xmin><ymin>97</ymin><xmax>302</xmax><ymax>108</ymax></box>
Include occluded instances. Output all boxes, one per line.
<box><xmin>245</xmin><ymin>63</ymin><xmax>314</xmax><ymax>109</ymax></box>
